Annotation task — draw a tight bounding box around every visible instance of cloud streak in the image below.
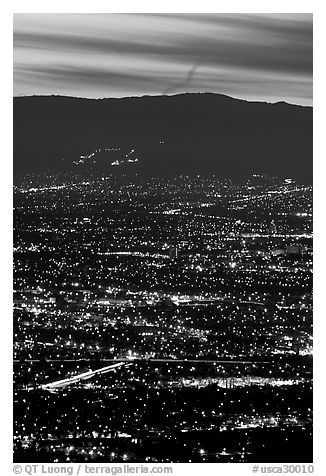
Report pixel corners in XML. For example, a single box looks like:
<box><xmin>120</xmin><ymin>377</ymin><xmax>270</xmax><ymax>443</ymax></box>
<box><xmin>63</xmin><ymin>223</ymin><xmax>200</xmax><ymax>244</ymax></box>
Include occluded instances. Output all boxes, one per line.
<box><xmin>13</xmin><ymin>13</ymin><xmax>313</xmax><ymax>105</ymax></box>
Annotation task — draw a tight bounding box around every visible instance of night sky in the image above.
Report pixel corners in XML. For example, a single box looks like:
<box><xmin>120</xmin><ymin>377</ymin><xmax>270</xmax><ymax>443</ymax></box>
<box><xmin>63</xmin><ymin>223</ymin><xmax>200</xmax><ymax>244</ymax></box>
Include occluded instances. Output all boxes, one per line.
<box><xmin>13</xmin><ymin>13</ymin><xmax>312</xmax><ymax>105</ymax></box>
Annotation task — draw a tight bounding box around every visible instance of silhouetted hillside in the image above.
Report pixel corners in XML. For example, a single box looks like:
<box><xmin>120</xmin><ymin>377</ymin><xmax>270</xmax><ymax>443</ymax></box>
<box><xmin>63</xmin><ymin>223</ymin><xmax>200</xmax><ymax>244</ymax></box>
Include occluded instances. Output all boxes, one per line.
<box><xmin>13</xmin><ymin>93</ymin><xmax>312</xmax><ymax>182</ymax></box>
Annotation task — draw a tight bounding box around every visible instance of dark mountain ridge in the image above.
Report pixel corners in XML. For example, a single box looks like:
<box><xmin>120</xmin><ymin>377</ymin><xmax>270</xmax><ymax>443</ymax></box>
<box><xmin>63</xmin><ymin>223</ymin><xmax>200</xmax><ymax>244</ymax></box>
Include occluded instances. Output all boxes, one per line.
<box><xmin>13</xmin><ymin>93</ymin><xmax>312</xmax><ymax>182</ymax></box>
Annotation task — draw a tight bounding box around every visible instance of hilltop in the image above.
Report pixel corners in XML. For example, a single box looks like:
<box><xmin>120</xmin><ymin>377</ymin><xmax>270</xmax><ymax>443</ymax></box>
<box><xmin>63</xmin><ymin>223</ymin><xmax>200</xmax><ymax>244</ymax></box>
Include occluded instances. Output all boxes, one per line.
<box><xmin>13</xmin><ymin>93</ymin><xmax>312</xmax><ymax>182</ymax></box>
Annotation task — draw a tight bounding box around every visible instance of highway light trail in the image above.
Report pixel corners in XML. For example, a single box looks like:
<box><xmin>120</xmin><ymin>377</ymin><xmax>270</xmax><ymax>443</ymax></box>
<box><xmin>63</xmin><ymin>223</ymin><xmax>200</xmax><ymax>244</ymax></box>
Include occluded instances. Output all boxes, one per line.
<box><xmin>40</xmin><ymin>362</ymin><xmax>131</xmax><ymax>390</ymax></box>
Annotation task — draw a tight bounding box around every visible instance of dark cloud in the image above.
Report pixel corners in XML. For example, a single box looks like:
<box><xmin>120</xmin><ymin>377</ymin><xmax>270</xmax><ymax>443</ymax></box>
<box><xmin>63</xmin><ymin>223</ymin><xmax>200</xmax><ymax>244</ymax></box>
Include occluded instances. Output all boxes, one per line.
<box><xmin>13</xmin><ymin>13</ymin><xmax>313</xmax><ymax>105</ymax></box>
<box><xmin>163</xmin><ymin>63</ymin><xmax>202</xmax><ymax>95</ymax></box>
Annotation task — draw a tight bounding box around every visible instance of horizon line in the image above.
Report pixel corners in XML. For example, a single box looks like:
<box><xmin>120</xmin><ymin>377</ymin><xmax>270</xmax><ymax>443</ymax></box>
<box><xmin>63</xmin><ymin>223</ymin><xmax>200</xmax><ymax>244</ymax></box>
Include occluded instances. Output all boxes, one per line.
<box><xmin>13</xmin><ymin>91</ymin><xmax>312</xmax><ymax>108</ymax></box>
